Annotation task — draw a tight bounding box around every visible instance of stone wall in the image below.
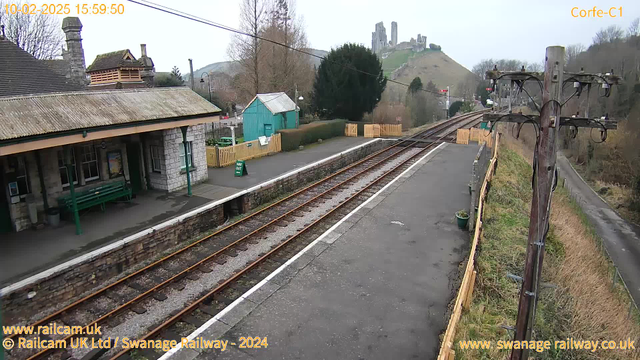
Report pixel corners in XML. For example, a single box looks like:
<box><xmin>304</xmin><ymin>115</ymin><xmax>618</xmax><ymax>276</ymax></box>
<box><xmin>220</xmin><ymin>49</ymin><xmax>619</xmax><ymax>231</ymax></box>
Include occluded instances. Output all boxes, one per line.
<box><xmin>2</xmin><ymin>203</ymin><xmax>224</xmax><ymax>322</ymax></box>
<box><xmin>163</xmin><ymin>124</ymin><xmax>208</xmax><ymax>192</ymax></box>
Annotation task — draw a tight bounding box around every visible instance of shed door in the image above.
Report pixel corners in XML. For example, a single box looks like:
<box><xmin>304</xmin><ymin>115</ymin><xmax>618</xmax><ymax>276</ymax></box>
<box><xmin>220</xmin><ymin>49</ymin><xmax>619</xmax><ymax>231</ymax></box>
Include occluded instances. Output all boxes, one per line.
<box><xmin>264</xmin><ymin>124</ymin><xmax>273</xmax><ymax>137</ymax></box>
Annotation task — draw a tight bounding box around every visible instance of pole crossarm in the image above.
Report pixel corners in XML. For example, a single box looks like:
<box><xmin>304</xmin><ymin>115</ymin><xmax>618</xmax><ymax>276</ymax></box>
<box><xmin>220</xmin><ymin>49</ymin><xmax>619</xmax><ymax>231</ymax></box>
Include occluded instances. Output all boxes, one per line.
<box><xmin>485</xmin><ymin>70</ymin><xmax>544</xmax><ymax>82</ymax></box>
<box><xmin>483</xmin><ymin>113</ymin><xmax>618</xmax><ymax>129</ymax></box>
<box><xmin>564</xmin><ymin>72</ymin><xmax>622</xmax><ymax>86</ymax></box>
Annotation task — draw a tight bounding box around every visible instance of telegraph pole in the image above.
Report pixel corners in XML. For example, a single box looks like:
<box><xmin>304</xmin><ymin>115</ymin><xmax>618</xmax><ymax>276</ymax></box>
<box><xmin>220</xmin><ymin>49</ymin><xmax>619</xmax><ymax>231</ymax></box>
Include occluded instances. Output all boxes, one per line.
<box><xmin>483</xmin><ymin>49</ymin><xmax>619</xmax><ymax>360</ymax></box>
<box><xmin>511</xmin><ymin>46</ymin><xmax>564</xmax><ymax>360</ymax></box>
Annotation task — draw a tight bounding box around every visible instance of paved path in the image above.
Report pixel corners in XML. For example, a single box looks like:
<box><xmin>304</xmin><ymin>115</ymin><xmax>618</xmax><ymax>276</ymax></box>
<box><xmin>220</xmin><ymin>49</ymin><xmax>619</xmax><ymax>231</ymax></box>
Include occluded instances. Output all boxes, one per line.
<box><xmin>557</xmin><ymin>154</ymin><xmax>640</xmax><ymax>306</ymax></box>
<box><xmin>170</xmin><ymin>143</ymin><xmax>480</xmax><ymax>360</ymax></box>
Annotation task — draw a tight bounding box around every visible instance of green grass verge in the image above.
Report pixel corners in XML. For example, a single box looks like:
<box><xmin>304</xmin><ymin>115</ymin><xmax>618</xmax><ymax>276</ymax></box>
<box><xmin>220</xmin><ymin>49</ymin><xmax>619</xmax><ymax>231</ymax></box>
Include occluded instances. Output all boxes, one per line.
<box><xmin>453</xmin><ymin>149</ymin><xmax>574</xmax><ymax>359</ymax></box>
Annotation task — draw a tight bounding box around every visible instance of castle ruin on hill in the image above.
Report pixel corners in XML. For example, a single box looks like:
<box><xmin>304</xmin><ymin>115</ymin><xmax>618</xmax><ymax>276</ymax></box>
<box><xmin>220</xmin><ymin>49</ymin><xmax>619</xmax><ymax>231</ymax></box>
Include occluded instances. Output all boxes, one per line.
<box><xmin>371</xmin><ymin>21</ymin><xmax>427</xmax><ymax>54</ymax></box>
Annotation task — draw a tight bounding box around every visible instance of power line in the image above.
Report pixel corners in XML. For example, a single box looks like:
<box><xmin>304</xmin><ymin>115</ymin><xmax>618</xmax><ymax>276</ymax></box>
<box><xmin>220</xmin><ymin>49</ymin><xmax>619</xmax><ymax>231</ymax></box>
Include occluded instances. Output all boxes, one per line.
<box><xmin>126</xmin><ymin>0</ymin><xmax>445</xmax><ymax>97</ymax></box>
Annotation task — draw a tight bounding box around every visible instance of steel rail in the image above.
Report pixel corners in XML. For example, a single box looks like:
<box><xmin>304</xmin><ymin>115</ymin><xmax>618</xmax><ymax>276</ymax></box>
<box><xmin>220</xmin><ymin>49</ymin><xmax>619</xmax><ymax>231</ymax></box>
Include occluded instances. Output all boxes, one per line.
<box><xmin>21</xmin><ymin>113</ymin><xmax>481</xmax><ymax>360</ymax></box>
<box><xmin>11</xmin><ymin>111</ymin><xmax>473</xmax><ymax>341</ymax></box>
<box><xmin>17</xmin><ymin>112</ymin><xmax>481</xmax><ymax>360</ymax></box>
<box><xmin>109</xmin><ymin>113</ymin><xmax>484</xmax><ymax>360</ymax></box>
<box><xmin>25</xmin><ymin>130</ymin><xmax>422</xmax><ymax>360</ymax></box>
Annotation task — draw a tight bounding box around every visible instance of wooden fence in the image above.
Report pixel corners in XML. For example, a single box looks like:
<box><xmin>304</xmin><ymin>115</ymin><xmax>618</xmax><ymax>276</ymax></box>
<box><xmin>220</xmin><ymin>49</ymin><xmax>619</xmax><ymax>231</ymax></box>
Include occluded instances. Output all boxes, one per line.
<box><xmin>437</xmin><ymin>132</ymin><xmax>500</xmax><ymax>360</ymax></box>
<box><xmin>364</xmin><ymin>124</ymin><xmax>381</xmax><ymax>138</ymax></box>
<box><xmin>379</xmin><ymin>124</ymin><xmax>402</xmax><ymax>136</ymax></box>
<box><xmin>456</xmin><ymin>129</ymin><xmax>470</xmax><ymax>144</ymax></box>
<box><xmin>206</xmin><ymin>133</ymin><xmax>281</xmax><ymax>168</ymax></box>
<box><xmin>469</xmin><ymin>128</ymin><xmax>492</xmax><ymax>145</ymax></box>
<box><xmin>345</xmin><ymin>123</ymin><xmax>358</xmax><ymax>137</ymax></box>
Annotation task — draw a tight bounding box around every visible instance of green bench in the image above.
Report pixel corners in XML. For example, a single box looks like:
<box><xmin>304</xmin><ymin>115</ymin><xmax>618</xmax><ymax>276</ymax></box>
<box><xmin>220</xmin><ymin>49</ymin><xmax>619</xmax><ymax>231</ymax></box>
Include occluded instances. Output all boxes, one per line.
<box><xmin>57</xmin><ymin>180</ymin><xmax>132</xmax><ymax>213</ymax></box>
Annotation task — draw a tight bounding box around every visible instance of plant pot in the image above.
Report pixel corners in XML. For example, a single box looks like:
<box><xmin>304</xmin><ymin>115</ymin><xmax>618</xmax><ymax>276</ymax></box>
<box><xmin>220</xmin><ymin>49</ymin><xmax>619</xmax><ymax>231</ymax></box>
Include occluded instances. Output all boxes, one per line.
<box><xmin>46</xmin><ymin>207</ymin><xmax>60</xmax><ymax>227</ymax></box>
<box><xmin>456</xmin><ymin>213</ymin><xmax>469</xmax><ymax>229</ymax></box>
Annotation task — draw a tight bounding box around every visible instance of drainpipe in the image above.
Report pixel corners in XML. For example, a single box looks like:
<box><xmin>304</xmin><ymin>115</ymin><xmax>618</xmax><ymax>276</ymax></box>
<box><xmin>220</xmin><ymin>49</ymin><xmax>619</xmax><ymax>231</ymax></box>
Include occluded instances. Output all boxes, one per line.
<box><xmin>181</xmin><ymin>126</ymin><xmax>192</xmax><ymax>197</ymax></box>
<box><xmin>35</xmin><ymin>151</ymin><xmax>49</xmax><ymax>211</ymax></box>
<box><xmin>65</xmin><ymin>146</ymin><xmax>82</xmax><ymax>235</ymax></box>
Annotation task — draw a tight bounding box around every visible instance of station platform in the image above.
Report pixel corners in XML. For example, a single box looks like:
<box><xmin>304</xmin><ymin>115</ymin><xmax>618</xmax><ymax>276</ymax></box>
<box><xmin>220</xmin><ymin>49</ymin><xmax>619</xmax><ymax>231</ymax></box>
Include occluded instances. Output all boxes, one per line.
<box><xmin>168</xmin><ymin>143</ymin><xmax>480</xmax><ymax>360</ymax></box>
<box><xmin>0</xmin><ymin>137</ymin><xmax>376</xmax><ymax>286</ymax></box>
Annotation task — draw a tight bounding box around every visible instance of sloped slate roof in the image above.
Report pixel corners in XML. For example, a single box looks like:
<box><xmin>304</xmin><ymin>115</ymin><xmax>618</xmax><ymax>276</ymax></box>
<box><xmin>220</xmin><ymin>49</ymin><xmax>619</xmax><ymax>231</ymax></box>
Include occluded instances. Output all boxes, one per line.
<box><xmin>86</xmin><ymin>50</ymin><xmax>144</xmax><ymax>72</ymax></box>
<box><xmin>42</xmin><ymin>59</ymin><xmax>70</xmax><ymax>77</ymax></box>
<box><xmin>245</xmin><ymin>92</ymin><xmax>297</xmax><ymax>115</ymax></box>
<box><xmin>0</xmin><ymin>87</ymin><xmax>221</xmax><ymax>141</ymax></box>
<box><xmin>0</xmin><ymin>38</ymin><xmax>83</xmax><ymax>97</ymax></box>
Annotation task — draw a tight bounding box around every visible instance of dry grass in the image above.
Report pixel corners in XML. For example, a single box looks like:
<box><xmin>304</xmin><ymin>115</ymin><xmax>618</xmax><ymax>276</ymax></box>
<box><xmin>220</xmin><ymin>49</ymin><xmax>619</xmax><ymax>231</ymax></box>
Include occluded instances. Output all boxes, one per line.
<box><xmin>454</xmin><ymin>138</ymin><xmax>640</xmax><ymax>360</ymax></box>
<box><xmin>550</xmin><ymin>193</ymin><xmax>640</xmax><ymax>358</ymax></box>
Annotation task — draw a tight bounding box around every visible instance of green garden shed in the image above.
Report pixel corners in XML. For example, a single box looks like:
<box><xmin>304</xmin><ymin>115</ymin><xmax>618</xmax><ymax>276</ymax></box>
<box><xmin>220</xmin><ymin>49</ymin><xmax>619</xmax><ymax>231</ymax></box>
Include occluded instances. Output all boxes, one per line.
<box><xmin>242</xmin><ymin>92</ymin><xmax>298</xmax><ymax>141</ymax></box>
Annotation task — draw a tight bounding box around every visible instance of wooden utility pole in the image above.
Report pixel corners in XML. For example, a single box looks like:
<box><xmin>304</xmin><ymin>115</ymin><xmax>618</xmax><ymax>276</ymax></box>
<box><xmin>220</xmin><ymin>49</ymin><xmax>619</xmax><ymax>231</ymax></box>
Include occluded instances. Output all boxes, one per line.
<box><xmin>483</xmin><ymin>47</ymin><xmax>619</xmax><ymax>360</ymax></box>
<box><xmin>510</xmin><ymin>46</ymin><xmax>564</xmax><ymax>360</ymax></box>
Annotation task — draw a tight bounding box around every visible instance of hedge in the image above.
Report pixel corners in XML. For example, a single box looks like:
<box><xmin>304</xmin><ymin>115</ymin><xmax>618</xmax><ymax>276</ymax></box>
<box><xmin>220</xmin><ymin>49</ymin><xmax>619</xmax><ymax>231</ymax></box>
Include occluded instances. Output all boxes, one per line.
<box><xmin>278</xmin><ymin>119</ymin><xmax>346</xmax><ymax>151</ymax></box>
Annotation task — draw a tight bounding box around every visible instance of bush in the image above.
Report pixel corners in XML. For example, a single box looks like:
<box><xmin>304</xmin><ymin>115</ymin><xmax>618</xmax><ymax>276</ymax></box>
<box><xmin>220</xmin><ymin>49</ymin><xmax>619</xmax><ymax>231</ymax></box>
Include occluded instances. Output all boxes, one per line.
<box><xmin>278</xmin><ymin>120</ymin><xmax>346</xmax><ymax>151</ymax></box>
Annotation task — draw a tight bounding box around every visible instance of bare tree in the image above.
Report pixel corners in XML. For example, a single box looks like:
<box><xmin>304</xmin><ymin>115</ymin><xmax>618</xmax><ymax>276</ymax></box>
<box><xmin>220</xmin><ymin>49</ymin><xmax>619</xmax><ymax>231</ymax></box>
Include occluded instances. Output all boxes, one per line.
<box><xmin>0</xmin><ymin>0</ymin><xmax>64</xmax><ymax>59</ymax></box>
<box><xmin>472</xmin><ymin>59</ymin><xmax>494</xmax><ymax>79</ymax></box>
<box><xmin>593</xmin><ymin>25</ymin><xmax>624</xmax><ymax>45</ymax></box>
<box><xmin>628</xmin><ymin>18</ymin><xmax>640</xmax><ymax>37</ymax></box>
<box><xmin>260</xmin><ymin>0</ymin><xmax>312</xmax><ymax>97</ymax></box>
<box><xmin>565</xmin><ymin>43</ymin><xmax>585</xmax><ymax>69</ymax></box>
<box><xmin>526</xmin><ymin>61</ymin><xmax>543</xmax><ymax>73</ymax></box>
<box><xmin>227</xmin><ymin>0</ymin><xmax>267</xmax><ymax>99</ymax></box>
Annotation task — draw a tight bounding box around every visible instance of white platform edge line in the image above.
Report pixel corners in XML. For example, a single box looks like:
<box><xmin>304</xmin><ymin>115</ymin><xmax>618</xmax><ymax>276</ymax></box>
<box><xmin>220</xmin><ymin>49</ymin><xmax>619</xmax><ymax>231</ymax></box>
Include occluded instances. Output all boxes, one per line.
<box><xmin>1</xmin><ymin>139</ymin><xmax>383</xmax><ymax>296</ymax></box>
<box><xmin>157</xmin><ymin>142</ymin><xmax>447</xmax><ymax>360</ymax></box>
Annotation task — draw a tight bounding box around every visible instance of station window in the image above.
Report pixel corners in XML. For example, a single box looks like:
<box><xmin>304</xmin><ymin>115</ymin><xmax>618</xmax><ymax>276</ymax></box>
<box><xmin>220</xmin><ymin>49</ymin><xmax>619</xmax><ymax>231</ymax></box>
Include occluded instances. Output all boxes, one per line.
<box><xmin>81</xmin><ymin>145</ymin><xmax>100</xmax><ymax>182</ymax></box>
<box><xmin>150</xmin><ymin>145</ymin><xmax>163</xmax><ymax>173</ymax></box>
<box><xmin>7</xmin><ymin>156</ymin><xmax>31</xmax><ymax>198</ymax></box>
<box><xmin>179</xmin><ymin>142</ymin><xmax>193</xmax><ymax>170</ymax></box>
<box><xmin>58</xmin><ymin>149</ymin><xmax>78</xmax><ymax>188</ymax></box>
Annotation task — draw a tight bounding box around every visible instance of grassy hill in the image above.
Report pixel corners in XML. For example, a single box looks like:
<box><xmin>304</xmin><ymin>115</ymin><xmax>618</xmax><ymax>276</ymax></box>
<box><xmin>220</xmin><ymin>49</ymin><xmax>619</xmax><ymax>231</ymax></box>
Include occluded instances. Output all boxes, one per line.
<box><xmin>381</xmin><ymin>49</ymin><xmax>476</xmax><ymax>98</ymax></box>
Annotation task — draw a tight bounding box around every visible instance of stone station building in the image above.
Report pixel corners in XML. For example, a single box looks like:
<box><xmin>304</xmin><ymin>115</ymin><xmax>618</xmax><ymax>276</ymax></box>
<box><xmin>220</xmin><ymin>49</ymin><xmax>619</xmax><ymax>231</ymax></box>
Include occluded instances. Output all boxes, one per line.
<box><xmin>0</xmin><ymin>88</ymin><xmax>220</xmax><ymax>233</ymax></box>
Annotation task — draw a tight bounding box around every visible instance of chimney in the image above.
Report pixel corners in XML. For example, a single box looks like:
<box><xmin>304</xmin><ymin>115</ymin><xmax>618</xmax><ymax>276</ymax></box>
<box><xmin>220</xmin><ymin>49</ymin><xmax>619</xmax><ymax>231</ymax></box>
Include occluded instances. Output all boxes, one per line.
<box><xmin>61</xmin><ymin>17</ymin><xmax>87</xmax><ymax>86</ymax></box>
<box><xmin>139</xmin><ymin>44</ymin><xmax>155</xmax><ymax>87</ymax></box>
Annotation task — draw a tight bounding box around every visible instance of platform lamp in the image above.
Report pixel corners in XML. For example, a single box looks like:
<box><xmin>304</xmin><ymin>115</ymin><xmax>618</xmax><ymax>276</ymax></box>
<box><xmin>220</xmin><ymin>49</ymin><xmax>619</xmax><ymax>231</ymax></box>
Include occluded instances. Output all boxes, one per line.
<box><xmin>200</xmin><ymin>72</ymin><xmax>212</xmax><ymax>103</ymax></box>
<box><xmin>295</xmin><ymin>84</ymin><xmax>303</xmax><ymax>128</ymax></box>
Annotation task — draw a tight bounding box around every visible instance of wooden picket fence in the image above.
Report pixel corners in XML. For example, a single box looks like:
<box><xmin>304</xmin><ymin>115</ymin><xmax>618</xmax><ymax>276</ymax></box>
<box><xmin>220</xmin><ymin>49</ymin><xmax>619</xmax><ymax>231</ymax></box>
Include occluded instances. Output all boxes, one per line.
<box><xmin>364</xmin><ymin>124</ymin><xmax>381</xmax><ymax>138</ymax></box>
<box><xmin>206</xmin><ymin>133</ymin><xmax>281</xmax><ymax>167</ymax></box>
<box><xmin>345</xmin><ymin>123</ymin><xmax>358</xmax><ymax>137</ymax></box>
<box><xmin>437</xmin><ymin>133</ymin><xmax>500</xmax><ymax>360</ymax></box>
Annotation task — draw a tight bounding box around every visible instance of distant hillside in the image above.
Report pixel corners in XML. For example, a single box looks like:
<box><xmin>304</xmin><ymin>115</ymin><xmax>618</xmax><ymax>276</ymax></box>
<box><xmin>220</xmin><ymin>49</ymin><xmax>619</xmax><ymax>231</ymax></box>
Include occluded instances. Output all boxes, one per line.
<box><xmin>185</xmin><ymin>48</ymin><xmax>328</xmax><ymax>82</ymax></box>
<box><xmin>185</xmin><ymin>61</ymin><xmax>242</xmax><ymax>83</ymax></box>
<box><xmin>381</xmin><ymin>49</ymin><xmax>476</xmax><ymax>98</ymax></box>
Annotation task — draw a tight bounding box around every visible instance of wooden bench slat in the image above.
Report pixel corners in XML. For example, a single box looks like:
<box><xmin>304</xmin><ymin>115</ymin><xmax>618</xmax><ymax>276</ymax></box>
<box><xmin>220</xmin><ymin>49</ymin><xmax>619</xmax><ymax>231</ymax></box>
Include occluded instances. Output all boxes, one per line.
<box><xmin>57</xmin><ymin>181</ymin><xmax>131</xmax><ymax>213</ymax></box>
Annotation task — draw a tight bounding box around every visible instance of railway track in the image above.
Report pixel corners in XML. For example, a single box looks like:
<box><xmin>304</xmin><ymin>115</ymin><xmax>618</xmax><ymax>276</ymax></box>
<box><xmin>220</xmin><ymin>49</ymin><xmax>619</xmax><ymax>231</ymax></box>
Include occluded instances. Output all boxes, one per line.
<box><xmin>5</xmin><ymin>111</ymin><xmax>484</xmax><ymax>360</ymax></box>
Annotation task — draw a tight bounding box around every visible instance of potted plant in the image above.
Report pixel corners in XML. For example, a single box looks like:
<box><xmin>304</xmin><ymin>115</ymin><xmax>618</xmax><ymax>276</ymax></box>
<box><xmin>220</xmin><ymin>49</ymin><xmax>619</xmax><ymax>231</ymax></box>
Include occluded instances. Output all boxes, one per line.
<box><xmin>455</xmin><ymin>209</ymin><xmax>469</xmax><ymax>229</ymax></box>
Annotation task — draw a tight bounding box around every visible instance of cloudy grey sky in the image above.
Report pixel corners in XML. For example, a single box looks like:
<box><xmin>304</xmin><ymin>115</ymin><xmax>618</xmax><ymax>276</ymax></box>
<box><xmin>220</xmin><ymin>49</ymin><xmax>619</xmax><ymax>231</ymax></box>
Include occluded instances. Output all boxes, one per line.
<box><xmin>35</xmin><ymin>0</ymin><xmax>640</xmax><ymax>73</ymax></box>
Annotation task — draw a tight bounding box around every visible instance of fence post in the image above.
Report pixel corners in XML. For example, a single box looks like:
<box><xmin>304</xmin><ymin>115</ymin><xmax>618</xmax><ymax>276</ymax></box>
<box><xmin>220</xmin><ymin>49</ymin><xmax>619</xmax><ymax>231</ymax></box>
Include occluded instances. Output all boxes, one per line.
<box><xmin>215</xmin><ymin>144</ymin><xmax>220</xmax><ymax>168</ymax></box>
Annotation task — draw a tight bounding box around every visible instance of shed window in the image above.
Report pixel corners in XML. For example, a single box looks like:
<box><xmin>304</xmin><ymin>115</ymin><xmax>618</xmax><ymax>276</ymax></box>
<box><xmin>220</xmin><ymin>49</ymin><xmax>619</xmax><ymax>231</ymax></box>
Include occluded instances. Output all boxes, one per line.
<box><xmin>58</xmin><ymin>149</ymin><xmax>78</xmax><ymax>188</ymax></box>
<box><xmin>179</xmin><ymin>142</ymin><xmax>193</xmax><ymax>170</ymax></box>
<box><xmin>150</xmin><ymin>145</ymin><xmax>163</xmax><ymax>173</ymax></box>
<box><xmin>81</xmin><ymin>145</ymin><xmax>100</xmax><ymax>182</ymax></box>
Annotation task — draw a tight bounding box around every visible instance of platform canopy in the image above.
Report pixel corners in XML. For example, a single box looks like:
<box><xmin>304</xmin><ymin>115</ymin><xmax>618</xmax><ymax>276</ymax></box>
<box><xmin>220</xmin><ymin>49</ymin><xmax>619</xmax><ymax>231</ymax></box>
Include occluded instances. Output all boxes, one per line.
<box><xmin>0</xmin><ymin>87</ymin><xmax>221</xmax><ymax>156</ymax></box>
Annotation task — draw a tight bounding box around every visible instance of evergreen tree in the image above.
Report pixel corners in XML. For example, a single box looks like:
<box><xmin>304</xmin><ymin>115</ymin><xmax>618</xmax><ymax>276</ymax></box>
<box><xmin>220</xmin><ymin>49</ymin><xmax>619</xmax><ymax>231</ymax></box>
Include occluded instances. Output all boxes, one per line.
<box><xmin>312</xmin><ymin>43</ymin><xmax>387</xmax><ymax>120</ymax></box>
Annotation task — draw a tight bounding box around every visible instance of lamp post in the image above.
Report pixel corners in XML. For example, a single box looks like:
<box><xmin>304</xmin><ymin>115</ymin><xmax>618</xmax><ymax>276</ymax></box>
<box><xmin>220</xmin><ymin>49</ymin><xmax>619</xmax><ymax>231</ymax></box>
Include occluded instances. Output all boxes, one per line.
<box><xmin>294</xmin><ymin>84</ymin><xmax>303</xmax><ymax>128</ymax></box>
<box><xmin>200</xmin><ymin>72</ymin><xmax>211</xmax><ymax>103</ymax></box>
